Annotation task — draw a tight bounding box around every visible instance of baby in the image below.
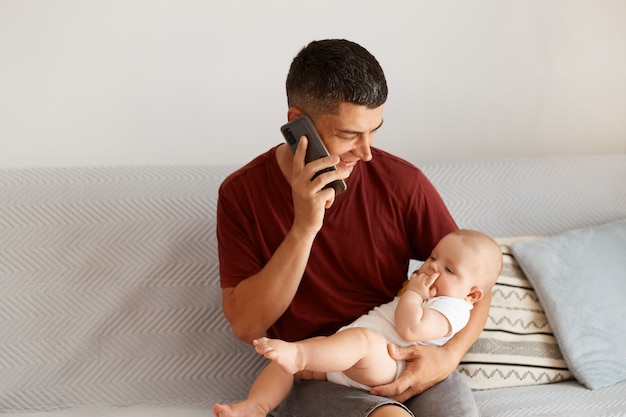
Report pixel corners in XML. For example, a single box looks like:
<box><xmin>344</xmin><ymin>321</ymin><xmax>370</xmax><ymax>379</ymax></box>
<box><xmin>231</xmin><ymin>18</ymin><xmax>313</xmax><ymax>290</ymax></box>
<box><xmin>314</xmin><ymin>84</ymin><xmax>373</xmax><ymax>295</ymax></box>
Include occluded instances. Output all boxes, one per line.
<box><xmin>213</xmin><ymin>229</ymin><xmax>503</xmax><ymax>417</ymax></box>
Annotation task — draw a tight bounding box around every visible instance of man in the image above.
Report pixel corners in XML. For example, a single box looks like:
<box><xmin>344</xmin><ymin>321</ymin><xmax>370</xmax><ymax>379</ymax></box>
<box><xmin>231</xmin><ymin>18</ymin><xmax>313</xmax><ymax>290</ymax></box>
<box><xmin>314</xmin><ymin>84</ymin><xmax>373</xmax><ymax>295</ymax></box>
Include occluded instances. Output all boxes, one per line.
<box><xmin>217</xmin><ymin>39</ymin><xmax>487</xmax><ymax>417</ymax></box>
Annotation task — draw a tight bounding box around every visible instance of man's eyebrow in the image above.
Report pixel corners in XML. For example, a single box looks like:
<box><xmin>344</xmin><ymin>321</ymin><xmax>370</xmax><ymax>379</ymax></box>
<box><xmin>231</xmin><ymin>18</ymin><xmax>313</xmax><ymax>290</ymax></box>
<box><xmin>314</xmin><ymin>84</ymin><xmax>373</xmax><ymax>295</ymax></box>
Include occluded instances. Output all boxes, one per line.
<box><xmin>338</xmin><ymin>119</ymin><xmax>384</xmax><ymax>135</ymax></box>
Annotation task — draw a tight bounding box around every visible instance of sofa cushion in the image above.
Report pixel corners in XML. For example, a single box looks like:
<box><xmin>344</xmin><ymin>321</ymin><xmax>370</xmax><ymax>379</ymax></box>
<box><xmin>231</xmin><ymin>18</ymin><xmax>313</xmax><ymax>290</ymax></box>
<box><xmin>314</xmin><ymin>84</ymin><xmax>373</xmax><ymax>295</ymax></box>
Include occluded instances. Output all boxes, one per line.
<box><xmin>0</xmin><ymin>166</ymin><xmax>262</xmax><ymax>412</ymax></box>
<box><xmin>457</xmin><ymin>237</ymin><xmax>572</xmax><ymax>390</ymax></box>
<box><xmin>511</xmin><ymin>220</ymin><xmax>626</xmax><ymax>389</ymax></box>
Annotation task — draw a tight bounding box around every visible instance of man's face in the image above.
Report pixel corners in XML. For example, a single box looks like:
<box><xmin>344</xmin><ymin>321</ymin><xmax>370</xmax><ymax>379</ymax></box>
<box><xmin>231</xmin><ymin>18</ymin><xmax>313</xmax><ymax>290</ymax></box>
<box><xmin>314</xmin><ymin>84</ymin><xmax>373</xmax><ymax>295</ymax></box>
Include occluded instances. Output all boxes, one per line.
<box><xmin>310</xmin><ymin>102</ymin><xmax>384</xmax><ymax>175</ymax></box>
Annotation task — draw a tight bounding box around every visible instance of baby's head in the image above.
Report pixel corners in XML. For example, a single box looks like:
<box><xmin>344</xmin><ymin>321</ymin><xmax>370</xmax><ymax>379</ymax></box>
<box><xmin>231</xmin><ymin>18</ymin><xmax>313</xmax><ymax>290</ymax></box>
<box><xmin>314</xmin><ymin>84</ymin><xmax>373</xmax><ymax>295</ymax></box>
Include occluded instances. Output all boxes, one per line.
<box><xmin>418</xmin><ymin>229</ymin><xmax>503</xmax><ymax>304</ymax></box>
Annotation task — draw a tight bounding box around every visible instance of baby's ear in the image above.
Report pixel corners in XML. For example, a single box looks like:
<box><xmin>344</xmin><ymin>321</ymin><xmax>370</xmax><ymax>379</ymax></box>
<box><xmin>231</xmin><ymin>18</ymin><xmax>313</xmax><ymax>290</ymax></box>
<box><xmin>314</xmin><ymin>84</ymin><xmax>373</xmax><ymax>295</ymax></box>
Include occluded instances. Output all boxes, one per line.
<box><xmin>466</xmin><ymin>287</ymin><xmax>483</xmax><ymax>304</ymax></box>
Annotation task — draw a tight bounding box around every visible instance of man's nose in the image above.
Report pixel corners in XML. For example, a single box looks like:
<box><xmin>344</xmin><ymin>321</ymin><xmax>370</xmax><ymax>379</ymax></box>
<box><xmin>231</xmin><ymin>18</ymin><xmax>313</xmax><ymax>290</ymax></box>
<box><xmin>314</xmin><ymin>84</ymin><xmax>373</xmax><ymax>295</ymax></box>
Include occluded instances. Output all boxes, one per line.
<box><xmin>355</xmin><ymin>134</ymin><xmax>373</xmax><ymax>162</ymax></box>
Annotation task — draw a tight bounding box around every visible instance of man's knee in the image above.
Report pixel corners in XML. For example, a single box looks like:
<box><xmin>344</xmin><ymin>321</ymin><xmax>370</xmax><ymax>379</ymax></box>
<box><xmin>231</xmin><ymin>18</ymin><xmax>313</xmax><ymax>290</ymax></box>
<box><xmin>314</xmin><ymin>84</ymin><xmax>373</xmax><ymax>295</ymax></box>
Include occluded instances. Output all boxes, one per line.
<box><xmin>369</xmin><ymin>404</ymin><xmax>412</xmax><ymax>417</ymax></box>
<box><xmin>405</xmin><ymin>372</ymin><xmax>479</xmax><ymax>417</ymax></box>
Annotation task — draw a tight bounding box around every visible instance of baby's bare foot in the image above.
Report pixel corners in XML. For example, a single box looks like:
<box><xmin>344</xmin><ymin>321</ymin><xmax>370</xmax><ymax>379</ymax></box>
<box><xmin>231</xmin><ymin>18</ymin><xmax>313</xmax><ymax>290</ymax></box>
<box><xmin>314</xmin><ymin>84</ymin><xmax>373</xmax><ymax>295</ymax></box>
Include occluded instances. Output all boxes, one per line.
<box><xmin>253</xmin><ymin>337</ymin><xmax>304</xmax><ymax>375</ymax></box>
<box><xmin>212</xmin><ymin>401</ymin><xmax>266</xmax><ymax>417</ymax></box>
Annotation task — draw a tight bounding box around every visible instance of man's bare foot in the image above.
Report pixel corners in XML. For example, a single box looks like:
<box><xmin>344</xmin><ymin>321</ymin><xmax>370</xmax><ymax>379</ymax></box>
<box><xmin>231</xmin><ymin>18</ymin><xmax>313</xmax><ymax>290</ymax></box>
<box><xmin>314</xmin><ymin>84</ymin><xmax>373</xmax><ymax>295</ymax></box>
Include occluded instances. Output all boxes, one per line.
<box><xmin>253</xmin><ymin>337</ymin><xmax>304</xmax><ymax>375</ymax></box>
<box><xmin>212</xmin><ymin>401</ymin><xmax>266</xmax><ymax>417</ymax></box>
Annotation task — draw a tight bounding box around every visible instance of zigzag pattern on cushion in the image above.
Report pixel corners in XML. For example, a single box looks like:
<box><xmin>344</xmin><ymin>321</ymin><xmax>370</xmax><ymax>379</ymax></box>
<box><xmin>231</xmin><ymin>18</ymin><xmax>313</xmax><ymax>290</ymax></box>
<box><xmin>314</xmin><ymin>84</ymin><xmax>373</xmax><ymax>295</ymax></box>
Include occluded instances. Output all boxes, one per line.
<box><xmin>0</xmin><ymin>166</ymin><xmax>264</xmax><ymax>412</ymax></box>
<box><xmin>461</xmin><ymin>366</ymin><xmax>572</xmax><ymax>386</ymax></box>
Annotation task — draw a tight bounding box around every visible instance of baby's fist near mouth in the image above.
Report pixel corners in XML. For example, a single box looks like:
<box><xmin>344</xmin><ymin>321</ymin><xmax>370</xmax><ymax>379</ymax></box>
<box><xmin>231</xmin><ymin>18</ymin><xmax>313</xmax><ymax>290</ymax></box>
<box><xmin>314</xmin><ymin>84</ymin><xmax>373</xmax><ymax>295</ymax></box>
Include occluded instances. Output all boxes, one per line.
<box><xmin>428</xmin><ymin>284</ymin><xmax>437</xmax><ymax>298</ymax></box>
<box><xmin>408</xmin><ymin>271</ymin><xmax>439</xmax><ymax>300</ymax></box>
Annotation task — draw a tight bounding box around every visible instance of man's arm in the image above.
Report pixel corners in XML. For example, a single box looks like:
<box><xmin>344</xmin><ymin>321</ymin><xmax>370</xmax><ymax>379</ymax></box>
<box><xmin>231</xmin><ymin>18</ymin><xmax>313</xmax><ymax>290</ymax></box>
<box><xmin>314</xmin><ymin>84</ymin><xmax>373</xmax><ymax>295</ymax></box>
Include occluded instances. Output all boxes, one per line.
<box><xmin>370</xmin><ymin>290</ymin><xmax>491</xmax><ymax>401</ymax></box>
<box><xmin>221</xmin><ymin>225</ymin><xmax>315</xmax><ymax>343</ymax></box>
<box><xmin>221</xmin><ymin>139</ymin><xmax>347</xmax><ymax>343</ymax></box>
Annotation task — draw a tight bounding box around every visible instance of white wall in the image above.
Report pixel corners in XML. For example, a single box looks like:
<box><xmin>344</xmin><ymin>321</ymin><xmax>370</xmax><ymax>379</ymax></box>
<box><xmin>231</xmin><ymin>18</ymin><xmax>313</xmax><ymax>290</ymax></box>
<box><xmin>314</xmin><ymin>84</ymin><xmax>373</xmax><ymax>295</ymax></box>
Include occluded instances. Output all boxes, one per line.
<box><xmin>1</xmin><ymin>0</ymin><xmax>625</xmax><ymax>168</ymax></box>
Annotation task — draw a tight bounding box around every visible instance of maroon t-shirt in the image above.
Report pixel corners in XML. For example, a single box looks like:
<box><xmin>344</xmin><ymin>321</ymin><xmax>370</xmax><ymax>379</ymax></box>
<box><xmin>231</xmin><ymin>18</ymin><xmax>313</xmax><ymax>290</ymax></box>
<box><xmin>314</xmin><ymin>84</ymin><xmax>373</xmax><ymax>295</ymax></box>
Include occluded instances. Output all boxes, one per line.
<box><xmin>217</xmin><ymin>146</ymin><xmax>457</xmax><ymax>341</ymax></box>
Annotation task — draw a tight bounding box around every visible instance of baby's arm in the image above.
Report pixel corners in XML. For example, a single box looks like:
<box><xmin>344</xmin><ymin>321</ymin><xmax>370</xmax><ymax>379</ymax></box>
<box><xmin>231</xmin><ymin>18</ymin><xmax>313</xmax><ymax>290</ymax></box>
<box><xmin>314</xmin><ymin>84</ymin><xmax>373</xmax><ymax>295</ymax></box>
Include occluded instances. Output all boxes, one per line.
<box><xmin>394</xmin><ymin>272</ymin><xmax>451</xmax><ymax>342</ymax></box>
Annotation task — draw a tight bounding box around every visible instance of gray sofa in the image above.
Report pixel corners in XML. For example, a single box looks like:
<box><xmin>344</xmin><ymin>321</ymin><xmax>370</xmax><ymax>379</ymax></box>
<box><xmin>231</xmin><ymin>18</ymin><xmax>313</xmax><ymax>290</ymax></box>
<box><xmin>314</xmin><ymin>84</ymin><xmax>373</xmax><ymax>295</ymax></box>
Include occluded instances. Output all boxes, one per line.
<box><xmin>1</xmin><ymin>154</ymin><xmax>625</xmax><ymax>417</ymax></box>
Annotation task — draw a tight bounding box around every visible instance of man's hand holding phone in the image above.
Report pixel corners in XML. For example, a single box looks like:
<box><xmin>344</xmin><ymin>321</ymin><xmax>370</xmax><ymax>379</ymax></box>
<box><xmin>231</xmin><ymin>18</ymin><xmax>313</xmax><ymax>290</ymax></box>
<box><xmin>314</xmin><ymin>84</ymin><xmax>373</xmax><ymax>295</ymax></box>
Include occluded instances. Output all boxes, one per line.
<box><xmin>289</xmin><ymin>136</ymin><xmax>344</xmax><ymax>239</ymax></box>
<box><xmin>281</xmin><ymin>115</ymin><xmax>350</xmax><ymax>237</ymax></box>
<box><xmin>281</xmin><ymin>115</ymin><xmax>347</xmax><ymax>196</ymax></box>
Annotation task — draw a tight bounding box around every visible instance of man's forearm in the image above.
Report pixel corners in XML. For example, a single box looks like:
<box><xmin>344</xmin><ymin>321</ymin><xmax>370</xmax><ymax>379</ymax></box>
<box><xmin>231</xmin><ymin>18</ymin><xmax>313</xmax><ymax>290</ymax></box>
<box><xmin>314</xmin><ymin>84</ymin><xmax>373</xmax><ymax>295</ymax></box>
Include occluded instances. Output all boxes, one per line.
<box><xmin>222</xmin><ymin>228</ymin><xmax>316</xmax><ymax>343</ymax></box>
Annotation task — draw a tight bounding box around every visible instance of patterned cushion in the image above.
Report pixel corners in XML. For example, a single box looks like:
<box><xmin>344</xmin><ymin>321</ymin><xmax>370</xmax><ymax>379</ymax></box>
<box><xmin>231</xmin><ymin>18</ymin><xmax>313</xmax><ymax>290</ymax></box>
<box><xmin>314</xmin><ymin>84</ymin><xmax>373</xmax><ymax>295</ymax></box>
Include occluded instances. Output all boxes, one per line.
<box><xmin>457</xmin><ymin>237</ymin><xmax>573</xmax><ymax>390</ymax></box>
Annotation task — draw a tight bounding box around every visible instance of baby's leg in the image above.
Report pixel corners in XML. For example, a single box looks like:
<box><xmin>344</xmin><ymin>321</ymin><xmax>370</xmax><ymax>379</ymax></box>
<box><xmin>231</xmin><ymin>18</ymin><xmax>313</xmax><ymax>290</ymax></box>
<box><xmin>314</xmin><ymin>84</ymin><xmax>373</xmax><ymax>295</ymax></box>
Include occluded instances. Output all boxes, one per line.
<box><xmin>254</xmin><ymin>336</ymin><xmax>314</xmax><ymax>374</ymax></box>
<box><xmin>255</xmin><ymin>328</ymin><xmax>398</xmax><ymax>387</ymax></box>
<box><xmin>212</xmin><ymin>361</ymin><xmax>293</xmax><ymax>417</ymax></box>
<box><xmin>212</xmin><ymin>401</ymin><xmax>265</xmax><ymax>417</ymax></box>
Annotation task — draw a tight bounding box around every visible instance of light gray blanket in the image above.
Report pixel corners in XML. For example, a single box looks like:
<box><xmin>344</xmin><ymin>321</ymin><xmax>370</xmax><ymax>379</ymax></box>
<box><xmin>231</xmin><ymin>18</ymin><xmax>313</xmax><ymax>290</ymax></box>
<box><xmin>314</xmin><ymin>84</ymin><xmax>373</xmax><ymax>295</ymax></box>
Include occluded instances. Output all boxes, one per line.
<box><xmin>1</xmin><ymin>155</ymin><xmax>625</xmax><ymax>416</ymax></box>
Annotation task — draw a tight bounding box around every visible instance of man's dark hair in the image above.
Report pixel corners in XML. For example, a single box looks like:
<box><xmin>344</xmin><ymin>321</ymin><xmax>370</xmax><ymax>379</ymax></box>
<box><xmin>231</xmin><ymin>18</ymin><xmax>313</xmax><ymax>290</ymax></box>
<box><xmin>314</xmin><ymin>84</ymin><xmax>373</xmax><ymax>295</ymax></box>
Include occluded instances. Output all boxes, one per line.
<box><xmin>286</xmin><ymin>39</ymin><xmax>388</xmax><ymax>115</ymax></box>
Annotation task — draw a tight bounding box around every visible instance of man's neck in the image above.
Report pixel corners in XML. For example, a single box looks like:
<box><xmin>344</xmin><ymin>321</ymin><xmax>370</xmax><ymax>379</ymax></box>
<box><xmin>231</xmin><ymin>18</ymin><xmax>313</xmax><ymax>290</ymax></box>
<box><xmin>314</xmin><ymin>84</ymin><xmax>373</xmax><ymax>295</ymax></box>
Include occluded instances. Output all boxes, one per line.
<box><xmin>275</xmin><ymin>143</ymin><xmax>293</xmax><ymax>185</ymax></box>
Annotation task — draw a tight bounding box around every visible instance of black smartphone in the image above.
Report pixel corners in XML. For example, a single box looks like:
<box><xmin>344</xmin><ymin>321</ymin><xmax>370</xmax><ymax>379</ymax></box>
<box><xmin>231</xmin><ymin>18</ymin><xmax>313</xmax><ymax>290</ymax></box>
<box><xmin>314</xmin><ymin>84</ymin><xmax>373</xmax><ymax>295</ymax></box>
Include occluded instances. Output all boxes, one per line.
<box><xmin>280</xmin><ymin>115</ymin><xmax>347</xmax><ymax>195</ymax></box>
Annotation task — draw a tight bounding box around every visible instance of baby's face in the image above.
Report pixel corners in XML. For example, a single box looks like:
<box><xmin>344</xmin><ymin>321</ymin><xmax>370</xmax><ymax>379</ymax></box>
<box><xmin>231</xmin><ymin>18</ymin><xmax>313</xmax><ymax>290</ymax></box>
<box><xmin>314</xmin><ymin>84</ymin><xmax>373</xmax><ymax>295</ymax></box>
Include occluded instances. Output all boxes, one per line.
<box><xmin>419</xmin><ymin>234</ymin><xmax>482</xmax><ymax>301</ymax></box>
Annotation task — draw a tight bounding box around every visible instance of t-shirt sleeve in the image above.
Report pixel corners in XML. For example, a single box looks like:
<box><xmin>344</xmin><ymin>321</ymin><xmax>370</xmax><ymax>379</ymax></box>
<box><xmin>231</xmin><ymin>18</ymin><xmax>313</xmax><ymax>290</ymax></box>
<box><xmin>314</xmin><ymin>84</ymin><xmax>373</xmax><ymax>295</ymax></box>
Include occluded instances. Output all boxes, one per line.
<box><xmin>216</xmin><ymin>181</ymin><xmax>263</xmax><ymax>289</ymax></box>
<box><xmin>423</xmin><ymin>296</ymin><xmax>473</xmax><ymax>335</ymax></box>
<box><xmin>408</xmin><ymin>170</ymin><xmax>458</xmax><ymax>260</ymax></box>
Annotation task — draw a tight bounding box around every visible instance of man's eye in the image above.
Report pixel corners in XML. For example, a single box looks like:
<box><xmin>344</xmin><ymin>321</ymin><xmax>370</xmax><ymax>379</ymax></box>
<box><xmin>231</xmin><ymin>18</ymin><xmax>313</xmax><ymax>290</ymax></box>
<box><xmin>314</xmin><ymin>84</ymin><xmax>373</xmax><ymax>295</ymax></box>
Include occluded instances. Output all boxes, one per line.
<box><xmin>339</xmin><ymin>134</ymin><xmax>358</xmax><ymax>140</ymax></box>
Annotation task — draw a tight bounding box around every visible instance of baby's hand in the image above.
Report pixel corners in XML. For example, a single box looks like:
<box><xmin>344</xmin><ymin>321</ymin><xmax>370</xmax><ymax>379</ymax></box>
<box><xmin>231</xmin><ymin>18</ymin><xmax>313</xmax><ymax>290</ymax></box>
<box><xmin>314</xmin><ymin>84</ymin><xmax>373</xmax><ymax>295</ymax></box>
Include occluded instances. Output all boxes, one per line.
<box><xmin>407</xmin><ymin>271</ymin><xmax>439</xmax><ymax>300</ymax></box>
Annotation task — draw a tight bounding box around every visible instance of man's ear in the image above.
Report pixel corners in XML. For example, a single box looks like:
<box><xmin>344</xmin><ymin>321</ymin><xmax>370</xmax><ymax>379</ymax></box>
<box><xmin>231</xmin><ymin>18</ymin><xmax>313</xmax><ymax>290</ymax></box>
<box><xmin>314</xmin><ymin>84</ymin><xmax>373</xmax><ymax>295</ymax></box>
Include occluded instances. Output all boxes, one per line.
<box><xmin>466</xmin><ymin>287</ymin><xmax>484</xmax><ymax>304</ymax></box>
<box><xmin>287</xmin><ymin>107</ymin><xmax>304</xmax><ymax>121</ymax></box>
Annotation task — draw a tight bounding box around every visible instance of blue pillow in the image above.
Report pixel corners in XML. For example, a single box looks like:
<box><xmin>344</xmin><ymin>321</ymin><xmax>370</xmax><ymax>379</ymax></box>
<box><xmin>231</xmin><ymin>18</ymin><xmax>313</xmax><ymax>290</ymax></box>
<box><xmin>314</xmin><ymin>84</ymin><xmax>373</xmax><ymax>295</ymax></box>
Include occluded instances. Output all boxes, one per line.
<box><xmin>511</xmin><ymin>220</ymin><xmax>626</xmax><ymax>389</ymax></box>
